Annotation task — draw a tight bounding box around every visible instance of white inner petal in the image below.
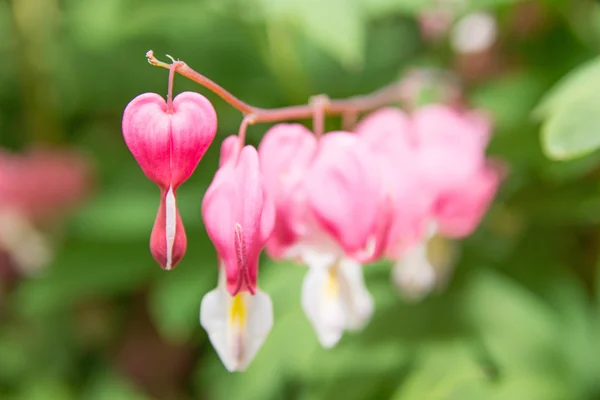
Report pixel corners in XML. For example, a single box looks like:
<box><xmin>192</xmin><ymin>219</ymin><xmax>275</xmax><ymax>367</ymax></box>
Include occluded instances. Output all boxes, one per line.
<box><xmin>337</xmin><ymin>258</ymin><xmax>375</xmax><ymax>330</ymax></box>
<box><xmin>392</xmin><ymin>241</ymin><xmax>437</xmax><ymax>302</ymax></box>
<box><xmin>300</xmin><ymin>249</ymin><xmax>374</xmax><ymax>348</ymax></box>
<box><xmin>200</xmin><ymin>269</ymin><xmax>273</xmax><ymax>372</ymax></box>
<box><xmin>165</xmin><ymin>185</ymin><xmax>177</xmax><ymax>270</ymax></box>
<box><xmin>301</xmin><ymin>265</ymin><xmax>345</xmax><ymax>348</ymax></box>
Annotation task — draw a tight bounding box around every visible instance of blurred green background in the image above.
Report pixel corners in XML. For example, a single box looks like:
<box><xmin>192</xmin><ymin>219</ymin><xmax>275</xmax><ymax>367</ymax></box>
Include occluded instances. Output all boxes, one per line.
<box><xmin>2</xmin><ymin>0</ymin><xmax>600</xmax><ymax>399</ymax></box>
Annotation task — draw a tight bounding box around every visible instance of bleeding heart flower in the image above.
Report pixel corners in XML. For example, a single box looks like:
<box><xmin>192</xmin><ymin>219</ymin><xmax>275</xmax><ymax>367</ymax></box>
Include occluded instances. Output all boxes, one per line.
<box><xmin>305</xmin><ymin>132</ymin><xmax>387</xmax><ymax>262</ymax></box>
<box><xmin>258</xmin><ymin>124</ymin><xmax>317</xmax><ymax>259</ymax></box>
<box><xmin>122</xmin><ymin>91</ymin><xmax>217</xmax><ymax>270</ymax></box>
<box><xmin>434</xmin><ymin>161</ymin><xmax>502</xmax><ymax>238</ymax></box>
<box><xmin>200</xmin><ymin>142</ymin><xmax>275</xmax><ymax>372</ymax></box>
<box><xmin>413</xmin><ymin>104</ymin><xmax>491</xmax><ymax>195</ymax></box>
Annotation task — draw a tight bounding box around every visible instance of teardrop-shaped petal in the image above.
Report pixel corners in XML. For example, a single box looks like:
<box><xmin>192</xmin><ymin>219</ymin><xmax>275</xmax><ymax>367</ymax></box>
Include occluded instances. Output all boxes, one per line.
<box><xmin>200</xmin><ymin>271</ymin><xmax>273</xmax><ymax>372</ymax></box>
<box><xmin>150</xmin><ymin>186</ymin><xmax>187</xmax><ymax>270</ymax></box>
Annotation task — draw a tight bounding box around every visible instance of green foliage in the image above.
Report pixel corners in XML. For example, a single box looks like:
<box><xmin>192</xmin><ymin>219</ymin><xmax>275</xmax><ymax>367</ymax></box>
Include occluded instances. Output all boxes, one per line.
<box><xmin>537</xmin><ymin>56</ymin><xmax>600</xmax><ymax>160</ymax></box>
<box><xmin>1</xmin><ymin>0</ymin><xmax>600</xmax><ymax>399</ymax></box>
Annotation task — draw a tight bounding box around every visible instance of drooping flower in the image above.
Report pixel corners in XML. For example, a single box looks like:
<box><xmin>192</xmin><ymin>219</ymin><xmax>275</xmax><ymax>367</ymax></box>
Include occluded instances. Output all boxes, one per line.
<box><xmin>305</xmin><ymin>132</ymin><xmax>389</xmax><ymax>262</ymax></box>
<box><xmin>257</xmin><ymin>123</ymin><xmax>317</xmax><ymax>259</ymax></box>
<box><xmin>200</xmin><ymin>139</ymin><xmax>275</xmax><ymax>372</ymax></box>
<box><xmin>356</xmin><ymin>104</ymin><xmax>500</xmax><ymax>301</ymax></box>
<box><xmin>122</xmin><ymin>91</ymin><xmax>217</xmax><ymax>270</ymax></box>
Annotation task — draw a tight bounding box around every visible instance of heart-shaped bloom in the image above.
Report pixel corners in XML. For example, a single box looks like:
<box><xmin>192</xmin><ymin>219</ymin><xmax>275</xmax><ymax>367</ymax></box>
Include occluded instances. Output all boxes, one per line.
<box><xmin>200</xmin><ymin>141</ymin><xmax>275</xmax><ymax>372</ymax></box>
<box><xmin>122</xmin><ymin>91</ymin><xmax>217</xmax><ymax>270</ymax></box>
<box><xmin>258</xmin><ymin>124</ymin><xmax>317</xmax><ymax>259</ymax></box>
<box><xmin>413</xmin><ymin>104</ymin><xmax>491</xmax><ymax>196</ymax></box>
<box><xmin>305</xmin><ymin>132</ymin><xmax>388</xmax><ymax>262</ymax></box>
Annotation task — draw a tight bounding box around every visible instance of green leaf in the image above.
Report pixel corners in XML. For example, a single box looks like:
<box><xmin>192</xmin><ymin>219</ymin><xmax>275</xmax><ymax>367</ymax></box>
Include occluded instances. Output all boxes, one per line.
<box><xmin>256</xmin><ymin>0</ymin><xmax>366</xmax><ymax>69</ymax></box>
<box><xmin>534</xmin><ymin>56</ymin><xmax>600</xmax><ymax>119</ymax></box>
<box><xmin>464</xmin><ymin>269</ymin><xmax>575</xmax><ymax>398</ymax></box>
<box><xmin>541</xmin><ymin>94</ymin><xmax>600</xmax><ymax>160</ymax></box>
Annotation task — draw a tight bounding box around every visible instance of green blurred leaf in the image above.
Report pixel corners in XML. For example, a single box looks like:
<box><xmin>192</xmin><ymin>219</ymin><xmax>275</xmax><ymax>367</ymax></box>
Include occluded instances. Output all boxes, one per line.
<box><xmin>535</xmin><ymin>56</ymin><xmax>600</xmax><ymax>160</ymax></box>
<box><xmin>13</xmin><ymin>378</ymin><xmax>74</xmax><ymax>400</ymax></box>
<box><xmin>149</xmin><ymin>257</ymin><xmax>217</xmax><ymax>343</ymax></box>
<box><xmin>83</xmin><ymin>370</ymin><xmax>150</xmax><ymax>400</ymax></box>
<box><xmin>256</xmin><ymin>0</ymin><xmax>366</xmax><ymax>68</ymax></box>
<box><xmin>541</xmin><ymin>94</ymin><xmax>600</xmax><ymax>160</ymax></box>
<box><xmin>464</xmin><ymin>268</ymin><xmax>576</xmax><ymax>399</ymax></box>
<box><xmin>534</xmin><ymin>56</ymin><xmax>600</xmax><ymax>119</ymax></box>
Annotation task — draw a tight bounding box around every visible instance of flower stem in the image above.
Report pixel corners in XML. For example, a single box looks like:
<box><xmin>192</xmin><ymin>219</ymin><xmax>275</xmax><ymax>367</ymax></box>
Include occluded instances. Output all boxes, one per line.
<box><xmin>166</xmin><ymin>61</ymin><xmax>183</xmax><ymax>114</ymax></box>
<box><xmin>146</xmin><ymin>50</ymin><xmax>405</xmax><ymax>124</ymax></box>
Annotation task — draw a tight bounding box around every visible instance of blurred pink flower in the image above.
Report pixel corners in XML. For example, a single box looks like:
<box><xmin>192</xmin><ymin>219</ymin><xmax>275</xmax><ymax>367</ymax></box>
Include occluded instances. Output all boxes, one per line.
<box><xmin>356</xmin><ymin>104</ymin><xmax>501</xmax><ymax>300</ymax></box>
<box><xmin>258</xmin><ymin>123</ymin><xmax>317</xmax><ymax>259</ymax></box>
<box><xmin>0</xmin><ymin>147</ymin><xmax>92</xmax><ymax>276</ymax></box>
<box><xmin>0</xmin><ymin>147</ymin><xmax>91</xmax><ymax>220</ymax></box>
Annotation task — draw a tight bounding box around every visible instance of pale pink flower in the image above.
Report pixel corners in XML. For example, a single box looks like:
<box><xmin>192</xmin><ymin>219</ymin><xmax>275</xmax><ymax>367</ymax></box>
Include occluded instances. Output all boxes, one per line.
<box><xmin>356</xmin><ymin>104</ymin><xmax>500</xmax><ymax>301</ymax></box>
<box><xmin>258</xmin><ymin>124</ymin><xmax>317</xmax><ymax>259</ymax></box>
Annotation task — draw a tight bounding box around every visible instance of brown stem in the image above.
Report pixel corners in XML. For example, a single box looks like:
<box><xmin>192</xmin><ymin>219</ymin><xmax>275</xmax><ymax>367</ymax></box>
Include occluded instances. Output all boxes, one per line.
<box><xmin>166</xmin><ymin>61</ymin><xmax>183</xmax><ymax>114</ymax></box>
<box><xmin>237</xmin><ymin>115</ymin><xmax>256</xmax><ymax>151</ymax></box>
<box><xmin>310</xmin><ymin>95</ymin><xmax>329</xmax><ymax>138</ymax></box>
<box><xmin>146</xmin><ymin>51</ymin><xmax>404</xmax><ymax>124</ymax></box>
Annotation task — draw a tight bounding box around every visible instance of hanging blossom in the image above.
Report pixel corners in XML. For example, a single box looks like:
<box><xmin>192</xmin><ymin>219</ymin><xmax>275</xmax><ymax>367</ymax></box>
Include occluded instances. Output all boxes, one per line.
<box><xmin>258</xmin><ymin>125</ymin><xmax>392</xmax><ymax>347</ymax></box>
<box><xmin>356</xmin><ymin>105</ymin><xmax>501</xmax><ymax>301</ymax></box>
<box><xmin>123</xmin><ymin>52</ymin><xmax>503</xmax><ymax>372</ymax></box>
<box><xmin>200</xmin><ymin>137</ymin><xmax>275</xmax><ymax>371</ymax></box>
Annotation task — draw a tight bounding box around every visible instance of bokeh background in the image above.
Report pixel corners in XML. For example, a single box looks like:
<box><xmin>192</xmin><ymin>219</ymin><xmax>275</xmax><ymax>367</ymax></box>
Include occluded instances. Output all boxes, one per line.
<box><xmin>2</xmin><ymin>0</ymin><xmax>600</xmax><ymax>399</ymax></box>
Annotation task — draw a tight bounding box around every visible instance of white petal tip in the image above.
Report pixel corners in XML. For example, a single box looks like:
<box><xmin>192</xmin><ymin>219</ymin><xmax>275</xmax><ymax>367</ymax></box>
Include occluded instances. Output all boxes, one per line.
<box><xmin>200</xmin><ymin>286</ymin><xmax>273</xmax><ymax>372</ymax></box>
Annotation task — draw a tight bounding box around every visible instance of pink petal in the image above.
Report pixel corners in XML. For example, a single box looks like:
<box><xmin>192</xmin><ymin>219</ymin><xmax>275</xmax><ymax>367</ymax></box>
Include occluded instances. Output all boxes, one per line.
<box><xmin>150</xmin><ymin>187</ymin><xmax>187</xmax><ymax>270</ymax></box>
<box><xmin>306</xmin><ymin>132</ymin><xmax>384</xmax><ymax>255</ymax></box>
<box><xmin>122</xmin><ymin>91</ymin><xmax>217</xmax><ymax>189</ymax></box>
<box><xmin>202</xmin><ymin>145</ymin><xmax>267</xmax><ymax>295</ymax></box>
<box><xmin>258</xmin><ymin>124</ymin><xmax>317</xmax><ymax>257</ymax></box>
<box><xmin>169</xmin><ymin>91</ymin><xmax>217</xmax><ymax>187</ymax></box>
<box><xmin>122</xmin><ymin>93</ymin><xmax>172</xmax><ymax>188</ymax></box>
<box><xmin>413</xmin><ymin>104</ymin><xmax>489</xmax><ymax>194</ymax></box>
<box><xmin>435</xmin><ymin>161</ymin><xmax>502</xmax><ymax>238</ymax></box>
<box><xmin>219</xmin><ymin>135</ymin><xmax>240</xmax><ymax>168</ymax></box>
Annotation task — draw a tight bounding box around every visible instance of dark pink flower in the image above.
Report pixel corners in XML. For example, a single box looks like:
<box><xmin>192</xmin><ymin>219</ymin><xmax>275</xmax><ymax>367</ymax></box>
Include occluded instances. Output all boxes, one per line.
<box><xmin>122</xmin><ymin>91</ymin><xmax>217</xmax><ymax>270</ymax></box>
<box><xmin>202</xmin><ymin>143</ymin><xmax>273</xmax><ymax>295</ymax></box>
